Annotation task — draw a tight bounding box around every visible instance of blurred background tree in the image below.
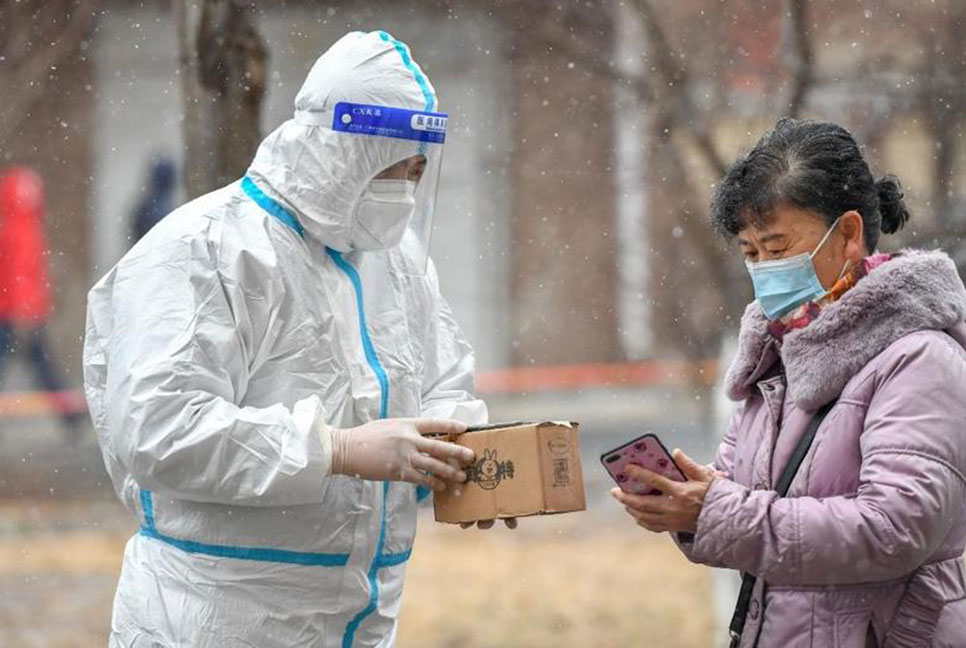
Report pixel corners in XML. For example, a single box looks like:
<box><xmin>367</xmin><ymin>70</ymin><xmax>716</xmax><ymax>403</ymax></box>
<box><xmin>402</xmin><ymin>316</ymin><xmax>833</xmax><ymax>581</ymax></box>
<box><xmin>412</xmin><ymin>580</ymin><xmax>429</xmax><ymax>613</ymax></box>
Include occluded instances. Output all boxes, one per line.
<box><xmin>0</xmin><ymin>0</ymin><xmax>96</xmax><ymax>150</ymax></box>
<box><xmin>175</xmin><ymin>0</ymin><xmax>267</xmax><ymax>198</ymax></box>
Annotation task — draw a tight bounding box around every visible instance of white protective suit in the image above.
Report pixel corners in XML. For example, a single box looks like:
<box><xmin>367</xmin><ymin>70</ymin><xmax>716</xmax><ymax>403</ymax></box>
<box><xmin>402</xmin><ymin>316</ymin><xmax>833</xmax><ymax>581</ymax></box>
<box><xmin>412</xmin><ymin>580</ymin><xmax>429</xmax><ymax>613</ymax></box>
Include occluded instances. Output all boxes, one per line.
<box><xmin>83</xmin><ymin>31</ymin><xmax>487</xmax><ymax>647</ymax></box>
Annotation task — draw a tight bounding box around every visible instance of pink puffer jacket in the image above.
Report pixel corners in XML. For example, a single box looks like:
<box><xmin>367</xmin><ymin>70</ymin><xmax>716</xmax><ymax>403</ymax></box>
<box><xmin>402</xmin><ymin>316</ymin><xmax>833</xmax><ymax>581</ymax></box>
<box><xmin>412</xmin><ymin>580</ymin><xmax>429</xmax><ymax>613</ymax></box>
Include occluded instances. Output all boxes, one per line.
<box><xmin>678</xmin><ymin>250</ymin><xmax>966</xmax><ymax>647</ymax></box>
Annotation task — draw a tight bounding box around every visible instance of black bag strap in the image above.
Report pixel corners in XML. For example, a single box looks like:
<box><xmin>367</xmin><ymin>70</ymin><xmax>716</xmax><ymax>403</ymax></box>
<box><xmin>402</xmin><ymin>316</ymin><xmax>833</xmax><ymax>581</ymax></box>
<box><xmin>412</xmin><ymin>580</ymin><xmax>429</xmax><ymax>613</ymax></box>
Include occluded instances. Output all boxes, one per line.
<box><xmin>728</xmin><ymin>399</ymin><xmax>836</xmax><ymax>648</ymax></box>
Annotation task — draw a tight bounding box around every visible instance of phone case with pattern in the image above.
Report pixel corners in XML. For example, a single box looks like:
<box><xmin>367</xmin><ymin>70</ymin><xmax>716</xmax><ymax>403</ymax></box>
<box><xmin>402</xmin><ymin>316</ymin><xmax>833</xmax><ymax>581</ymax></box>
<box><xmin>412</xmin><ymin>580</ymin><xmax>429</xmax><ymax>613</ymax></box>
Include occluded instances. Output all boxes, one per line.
<box><xmin>599</xmin><ymin>433</ymin><xmax>686</xmax><ymax>495</ymax></box>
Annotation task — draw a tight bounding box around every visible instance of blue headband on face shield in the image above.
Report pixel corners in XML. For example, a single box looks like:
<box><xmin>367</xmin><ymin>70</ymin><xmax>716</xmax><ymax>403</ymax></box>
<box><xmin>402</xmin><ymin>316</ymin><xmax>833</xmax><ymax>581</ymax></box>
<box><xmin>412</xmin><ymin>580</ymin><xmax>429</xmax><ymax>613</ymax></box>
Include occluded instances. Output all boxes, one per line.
<box><xmin>745</xmin><ymin>217</ymin><xmax>844</xmax><ymax>320</ymax></box>
<box><xmin>329</xmin><ymin>102</ymin><xmax>447</xmax><ymax>144</ymax></box>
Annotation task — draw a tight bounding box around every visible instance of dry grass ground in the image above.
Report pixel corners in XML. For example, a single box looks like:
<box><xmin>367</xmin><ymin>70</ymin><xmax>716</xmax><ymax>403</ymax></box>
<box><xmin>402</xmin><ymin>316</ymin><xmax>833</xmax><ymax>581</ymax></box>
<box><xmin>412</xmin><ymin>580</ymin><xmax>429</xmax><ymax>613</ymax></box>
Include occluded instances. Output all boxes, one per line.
<box><xmin>0</xmin><ymin>501</ymin><xmax>713</xmax><ymax>647</ymax></box>
<box><xmin>398</xmin><ymin>512</ymin><xmax>713</xmax><ymax>648</ymax></box>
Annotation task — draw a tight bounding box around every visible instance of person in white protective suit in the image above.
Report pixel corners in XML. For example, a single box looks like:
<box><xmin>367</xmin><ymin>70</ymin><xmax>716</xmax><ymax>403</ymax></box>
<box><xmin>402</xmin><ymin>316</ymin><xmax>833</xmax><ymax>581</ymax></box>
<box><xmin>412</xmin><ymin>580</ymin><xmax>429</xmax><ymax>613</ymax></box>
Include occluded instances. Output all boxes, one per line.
<box><xmin>83</xmin><ymin>31</ymin><xmax>502</xmax><ymax>647</ymax></box>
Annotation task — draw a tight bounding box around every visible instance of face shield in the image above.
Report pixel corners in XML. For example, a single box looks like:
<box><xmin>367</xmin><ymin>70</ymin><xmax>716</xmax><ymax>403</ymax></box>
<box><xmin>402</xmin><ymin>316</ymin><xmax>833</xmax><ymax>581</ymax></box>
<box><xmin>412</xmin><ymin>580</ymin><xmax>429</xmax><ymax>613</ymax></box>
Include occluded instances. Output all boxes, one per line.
<box><xmin>332</xmin><ymin>101</ymin><xmax>446</xmax><ymax>275</ymax></box>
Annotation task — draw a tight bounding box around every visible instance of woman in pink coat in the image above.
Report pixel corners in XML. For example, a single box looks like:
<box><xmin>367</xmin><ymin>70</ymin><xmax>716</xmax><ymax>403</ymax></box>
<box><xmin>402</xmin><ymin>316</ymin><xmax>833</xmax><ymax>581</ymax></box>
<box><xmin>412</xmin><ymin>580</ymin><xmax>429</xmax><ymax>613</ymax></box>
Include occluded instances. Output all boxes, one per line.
<box><xmin>613</xmin><ymin>119</ymin><xmax>966</xmax><ymax>647</ymax></box>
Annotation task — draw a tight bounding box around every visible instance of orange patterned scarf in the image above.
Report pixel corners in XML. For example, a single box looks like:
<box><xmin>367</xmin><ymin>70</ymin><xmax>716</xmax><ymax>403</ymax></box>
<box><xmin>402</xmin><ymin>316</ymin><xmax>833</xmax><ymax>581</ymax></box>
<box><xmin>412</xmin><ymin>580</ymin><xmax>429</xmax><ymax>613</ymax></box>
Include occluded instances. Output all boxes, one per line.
<box><xmin>768</xmin><ymin>253</ymin><xmax>896</xmax><ymax>341</ymax></box>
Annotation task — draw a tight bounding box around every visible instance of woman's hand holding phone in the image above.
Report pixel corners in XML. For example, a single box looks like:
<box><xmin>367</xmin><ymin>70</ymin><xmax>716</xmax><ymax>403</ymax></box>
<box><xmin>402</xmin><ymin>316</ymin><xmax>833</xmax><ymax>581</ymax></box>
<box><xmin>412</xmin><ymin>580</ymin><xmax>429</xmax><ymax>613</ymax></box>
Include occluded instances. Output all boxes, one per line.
<box><xmin>611</xmin><ymin>448</ymin><xmax>724</xmax><ymax>534</ymax></box>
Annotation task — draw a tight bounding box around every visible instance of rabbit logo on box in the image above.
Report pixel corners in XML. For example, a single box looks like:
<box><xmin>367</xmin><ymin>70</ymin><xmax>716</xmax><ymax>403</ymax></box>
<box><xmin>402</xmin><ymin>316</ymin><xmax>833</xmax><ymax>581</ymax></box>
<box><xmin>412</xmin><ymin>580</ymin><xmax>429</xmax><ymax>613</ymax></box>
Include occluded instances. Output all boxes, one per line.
<box><xmin>467</xmin><ymin>449</ymin><xmax>515</xmax><ymax>490</ymax></box>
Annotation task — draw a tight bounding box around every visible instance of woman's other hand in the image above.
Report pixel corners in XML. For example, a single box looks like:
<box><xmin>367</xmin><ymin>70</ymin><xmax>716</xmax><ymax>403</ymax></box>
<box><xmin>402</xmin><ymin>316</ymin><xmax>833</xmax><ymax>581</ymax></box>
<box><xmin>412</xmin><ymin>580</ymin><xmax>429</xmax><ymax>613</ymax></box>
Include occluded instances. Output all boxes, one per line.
<box><xmin>611</xmin><ymin>449</ymin><xmax>723</xmax><ymax>534</ymax></box>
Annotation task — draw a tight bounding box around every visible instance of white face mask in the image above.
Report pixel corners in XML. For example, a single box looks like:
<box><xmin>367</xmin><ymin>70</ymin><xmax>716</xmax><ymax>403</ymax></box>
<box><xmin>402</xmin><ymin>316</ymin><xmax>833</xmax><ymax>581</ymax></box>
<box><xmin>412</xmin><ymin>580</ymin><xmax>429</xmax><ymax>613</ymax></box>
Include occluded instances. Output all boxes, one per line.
<box><xmin>350</xmin><ymin>179</ymin><xmax>417</xmax><ymax>251</ymax></box>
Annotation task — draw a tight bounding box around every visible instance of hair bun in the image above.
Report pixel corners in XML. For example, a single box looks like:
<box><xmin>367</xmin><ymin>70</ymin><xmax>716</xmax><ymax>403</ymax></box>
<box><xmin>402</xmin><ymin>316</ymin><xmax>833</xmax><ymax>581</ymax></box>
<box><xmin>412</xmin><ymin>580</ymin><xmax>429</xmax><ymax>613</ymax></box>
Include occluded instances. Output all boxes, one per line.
<box><xmin>876</xmin><ymin>175</ymin><xmax>910</xmax><ymax>235</ymax></box>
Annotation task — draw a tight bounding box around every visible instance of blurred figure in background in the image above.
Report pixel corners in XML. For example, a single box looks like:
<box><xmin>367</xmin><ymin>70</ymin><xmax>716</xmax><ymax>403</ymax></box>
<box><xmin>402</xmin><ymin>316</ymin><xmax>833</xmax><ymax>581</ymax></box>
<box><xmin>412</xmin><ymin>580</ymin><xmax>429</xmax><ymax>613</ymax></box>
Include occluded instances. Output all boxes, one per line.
<box><xmin>0</xmin><ymin>166</ymin><xmax>84</xmax><ymax>435</ymax></box>
<box><xmin>130</xmin><ymin>157</ymin><xmax>177</xmax><ymax>243</ymax></box>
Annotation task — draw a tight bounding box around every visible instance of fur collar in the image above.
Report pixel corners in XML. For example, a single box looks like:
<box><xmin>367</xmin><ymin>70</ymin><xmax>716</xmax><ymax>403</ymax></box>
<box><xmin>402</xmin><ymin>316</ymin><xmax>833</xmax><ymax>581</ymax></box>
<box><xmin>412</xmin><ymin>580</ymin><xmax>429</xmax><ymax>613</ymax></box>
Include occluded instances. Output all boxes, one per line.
<box><xmin>725</xmin><ymin>249</ymin><xmax>966</xmax><ymax>410</ymax></box>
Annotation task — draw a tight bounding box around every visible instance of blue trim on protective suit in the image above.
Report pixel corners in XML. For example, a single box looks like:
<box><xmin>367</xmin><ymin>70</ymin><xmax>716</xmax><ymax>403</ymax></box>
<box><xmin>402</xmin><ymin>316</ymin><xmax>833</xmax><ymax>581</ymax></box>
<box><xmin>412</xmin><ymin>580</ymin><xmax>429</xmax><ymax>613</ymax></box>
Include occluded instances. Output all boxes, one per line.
<box><xmin>137</xmin><ymin>489</ymin><xmax>350</xmax><ymax>566</ymax></box>
<box><xmin>241</xmin><ymin>176</ymin><xmax>305</xmax><ymax>239</ymax></box>
<box><xmin>325</xmin><ymin>247</ymin><xmax>397</xmax><ymax>648</ymax></box>
<box><xmin>140</xmin><ymin>488</ymin><xmax>155</xmax><ymax>529</ymax></box>
<box><xmin>375</xmin><ymin>546</ymin><xmax>413</xmax><ymax>568</ymax></box>
<box><xmin>377</xmin><ymin>31</ymin><xmax>436</xmax><ymax>112</ymax></box>
<box><xmin>338</xmin><ymin>31</ymin><xmax>436</xmax><ymax>647</ymax></box>
<box><xmin>139</xmin><ymin>524</ymin><xmax>350</xmax><ymax>566</ymax></box>
<box><xmin>342</xmin><ymin>481</ymin><xmax>391</xmax><ymax>648</ymax></box>
<box><xmin>326</xmin><ymin>249</ymin><xmax>391</xmax><ymax>420</ymax></box>
<box><xmin>140</xmin><ymin>489</ymin><xmax>349</xmax><ymax>567</ymax></box>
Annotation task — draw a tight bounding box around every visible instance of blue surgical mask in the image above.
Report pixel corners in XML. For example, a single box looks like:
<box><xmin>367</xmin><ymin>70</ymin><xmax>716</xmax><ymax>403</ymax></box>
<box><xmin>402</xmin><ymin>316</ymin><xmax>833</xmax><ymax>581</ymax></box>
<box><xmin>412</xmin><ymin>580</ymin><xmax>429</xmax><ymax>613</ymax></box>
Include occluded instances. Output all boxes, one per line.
<box><xmin>745</xmin><ymin>217</ymin><xmax>846</xmax><ymax>320</ymax></box>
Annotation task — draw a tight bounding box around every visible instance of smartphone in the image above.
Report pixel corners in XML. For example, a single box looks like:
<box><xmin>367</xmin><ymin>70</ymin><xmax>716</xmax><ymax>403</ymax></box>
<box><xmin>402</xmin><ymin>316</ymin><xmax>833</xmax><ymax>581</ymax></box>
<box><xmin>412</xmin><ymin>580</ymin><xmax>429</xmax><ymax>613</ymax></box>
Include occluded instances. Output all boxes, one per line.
<box><xmin>600</xmin><ymin>433</ymin><xmax>686</xmax><ymax>495</ymax></box>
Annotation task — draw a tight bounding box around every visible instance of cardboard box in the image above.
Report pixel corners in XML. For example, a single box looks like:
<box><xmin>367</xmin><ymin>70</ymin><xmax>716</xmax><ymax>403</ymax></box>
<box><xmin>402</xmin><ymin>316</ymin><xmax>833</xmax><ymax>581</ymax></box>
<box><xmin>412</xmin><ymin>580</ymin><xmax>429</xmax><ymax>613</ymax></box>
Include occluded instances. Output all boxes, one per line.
<box><xmin>432</xmin><ymin>421</ymin><xmax>586</xmax><ymax>524</ymax></box>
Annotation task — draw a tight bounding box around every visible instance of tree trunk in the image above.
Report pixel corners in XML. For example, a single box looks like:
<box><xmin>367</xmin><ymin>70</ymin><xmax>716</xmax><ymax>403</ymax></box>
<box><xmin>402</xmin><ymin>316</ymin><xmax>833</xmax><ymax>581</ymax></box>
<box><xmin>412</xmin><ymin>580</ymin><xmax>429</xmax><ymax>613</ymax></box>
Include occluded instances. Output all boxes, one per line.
<box><xmin>175</xmin><ymin>0</ymin><xmax>267</xmax><ymax>199</ymax></box>
<box><xmin>505</xmin><ymin>4</ymin><xmax>623</xmax><ymax>366</ymax></box>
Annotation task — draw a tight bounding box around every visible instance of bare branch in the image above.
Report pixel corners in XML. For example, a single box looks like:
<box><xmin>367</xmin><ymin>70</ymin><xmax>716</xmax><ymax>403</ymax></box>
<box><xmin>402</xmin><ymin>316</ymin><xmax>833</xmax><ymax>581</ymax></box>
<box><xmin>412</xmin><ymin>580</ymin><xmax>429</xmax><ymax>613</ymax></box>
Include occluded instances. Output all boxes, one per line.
<box><xmin>535</xmin><ymin>16</ymin><xmax>654</xmax><ymax>103</ymax></box>
<box><xmin>634</xmin><ymin>0</ymin><xmax>729</xmax><ymax>177</ymax></box>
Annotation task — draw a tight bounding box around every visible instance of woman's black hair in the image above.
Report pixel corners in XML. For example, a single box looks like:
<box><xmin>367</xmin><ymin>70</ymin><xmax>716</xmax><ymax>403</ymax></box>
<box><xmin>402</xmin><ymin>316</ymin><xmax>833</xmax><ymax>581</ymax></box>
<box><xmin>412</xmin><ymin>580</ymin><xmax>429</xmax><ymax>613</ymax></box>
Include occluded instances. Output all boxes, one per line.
<box><xmin>710</xmin><ymin>118</ymin><xmax>910</xmax><ymax>252</ymax></box>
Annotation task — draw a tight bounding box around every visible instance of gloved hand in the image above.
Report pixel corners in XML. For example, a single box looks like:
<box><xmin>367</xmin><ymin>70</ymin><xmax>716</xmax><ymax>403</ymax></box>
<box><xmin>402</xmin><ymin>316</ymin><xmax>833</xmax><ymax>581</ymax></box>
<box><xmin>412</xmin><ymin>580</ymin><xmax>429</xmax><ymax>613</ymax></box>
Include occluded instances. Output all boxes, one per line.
<box><xmin>329</xmin><ymin>418</ymin><xmax>475</xmax><ymax>491</ymax></box>
<box><xmin>460</xmin><ymin>518</ymin><xmax>518</xmax><ymax>530</ymax></box>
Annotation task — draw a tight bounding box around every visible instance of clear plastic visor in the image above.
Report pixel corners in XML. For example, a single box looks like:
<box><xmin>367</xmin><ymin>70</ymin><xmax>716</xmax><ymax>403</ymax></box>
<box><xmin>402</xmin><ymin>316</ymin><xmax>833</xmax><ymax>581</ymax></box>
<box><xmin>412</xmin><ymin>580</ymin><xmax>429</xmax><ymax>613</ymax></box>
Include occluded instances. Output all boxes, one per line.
<box><xmin>298</xmin><ymin>101</ymin><xmax>447</xmax><ymax>275</ymax></box>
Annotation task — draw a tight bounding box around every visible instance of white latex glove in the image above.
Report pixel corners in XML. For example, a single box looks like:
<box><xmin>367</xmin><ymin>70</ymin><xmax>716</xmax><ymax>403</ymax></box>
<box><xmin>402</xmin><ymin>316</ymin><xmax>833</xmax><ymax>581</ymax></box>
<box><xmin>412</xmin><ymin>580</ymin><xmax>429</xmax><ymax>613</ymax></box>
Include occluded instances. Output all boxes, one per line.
<box><xmin>329</xmin><ymin>418</ymin><xmax>474</xmax><ymax>491</ymax></box>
